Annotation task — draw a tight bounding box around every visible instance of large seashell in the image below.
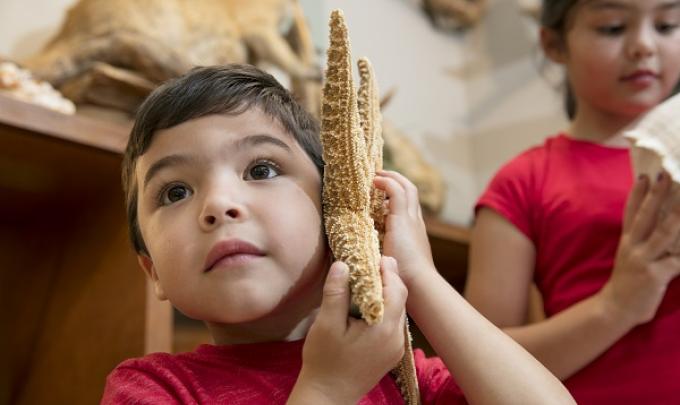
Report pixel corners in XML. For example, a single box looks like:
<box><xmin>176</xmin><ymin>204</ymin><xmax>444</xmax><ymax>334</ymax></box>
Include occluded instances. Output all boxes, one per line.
<box><xmin>624</xmin><ymin>92</ymin><xmax>680</xmax><ymax>254</ymax></box>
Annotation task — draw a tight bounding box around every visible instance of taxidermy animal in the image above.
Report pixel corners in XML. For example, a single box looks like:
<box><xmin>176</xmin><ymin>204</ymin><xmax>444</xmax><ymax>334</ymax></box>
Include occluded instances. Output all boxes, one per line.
<box><xmin>422</xmin><ymin>0</ymin><xmax>488</xmax><ymax>30</ymax></box>
<box><xmin>22</xmin><ymin>0</ymin><xmax>319</xmax><ymax>112</ymax></box>
<box><xmin>382</xmin><ymin>121</ymin><xmax>445</xmax><ymax>215</ymax></box>
<box><xmin>517</xmin><ymin>0</ymin><xmax>541</xmax><ymax>20</ymax></box>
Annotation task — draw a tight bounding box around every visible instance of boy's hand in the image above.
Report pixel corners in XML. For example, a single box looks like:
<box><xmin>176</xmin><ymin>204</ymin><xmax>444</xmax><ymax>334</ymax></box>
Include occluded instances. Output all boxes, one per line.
<box><xmin>599</xmin><ymin>172</ymin><xmax>680</xmax><ymax>328</ymax></box>
<box><xmin>374</xmin><ymin>170</ymin><xmax>436</xmax><ymax>288</ymax></box>
<box><xmin>289</xmin><ymin>258</ymin><xmax>407</xmax><ymax>404</ymax></box>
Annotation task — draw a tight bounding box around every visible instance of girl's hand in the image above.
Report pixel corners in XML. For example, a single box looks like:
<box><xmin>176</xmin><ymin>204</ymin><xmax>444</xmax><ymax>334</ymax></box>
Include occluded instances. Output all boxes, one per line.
<box><xmin>599</xmin><ymin>172</ymin><xmax>680</xmax><ymax>328</ymax></box>
<box><xmin>374</xmin><ymin>170</ymin><xmax>436</xmax><ymax>288</ymax></box>
<box><xmin>289</xmin><ymin>258</ymin><xmax>407</xmax><ymax>404</ymax></box>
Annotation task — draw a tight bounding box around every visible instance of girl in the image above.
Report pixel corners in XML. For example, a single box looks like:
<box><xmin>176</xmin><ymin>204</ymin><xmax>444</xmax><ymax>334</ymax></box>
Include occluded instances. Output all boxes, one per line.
<box><xmin>464</xmin><ymin>0</ymin><xmax>680</xmax><ymax>404</ymax></box>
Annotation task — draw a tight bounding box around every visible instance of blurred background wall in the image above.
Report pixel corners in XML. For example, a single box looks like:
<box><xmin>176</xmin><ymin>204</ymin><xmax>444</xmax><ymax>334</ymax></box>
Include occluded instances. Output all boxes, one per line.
<box><xmin>0</xmin><ymin>0</ymin><xmax>568</xmax><ymax>226</ymax></box>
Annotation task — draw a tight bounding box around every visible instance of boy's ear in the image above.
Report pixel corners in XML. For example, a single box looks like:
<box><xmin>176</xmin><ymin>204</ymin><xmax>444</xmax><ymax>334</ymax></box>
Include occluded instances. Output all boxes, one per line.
<box><xmin>138</xmin><ymin>255</ymin><xmax>168</xmax><ymax>301</ymax></box>
<box><xmin>540</xmin><ymin>27</ymin><xmax>567</xmax><ymax>64</ymax></box>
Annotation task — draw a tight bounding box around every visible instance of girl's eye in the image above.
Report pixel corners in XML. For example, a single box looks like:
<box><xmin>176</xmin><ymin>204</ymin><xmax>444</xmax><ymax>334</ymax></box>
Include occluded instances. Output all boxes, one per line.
<box><xmin>246</xmin><ymin>161</ymin><xmax>280</xmax><ymax>180</ymax></box>
<box><xmin>160</xmin><ymin>184</ymin><xmax>192</xmax><ymax>205</ymax></box>
<box><xmin>597</xmin><ymin>25</ymin><xmax>625</xmax><ymax>35</ymax></box>
<box><xmin>656</xmin><ymin>22</ymin><xmax>678</xmax><ymax>34</ymax></box>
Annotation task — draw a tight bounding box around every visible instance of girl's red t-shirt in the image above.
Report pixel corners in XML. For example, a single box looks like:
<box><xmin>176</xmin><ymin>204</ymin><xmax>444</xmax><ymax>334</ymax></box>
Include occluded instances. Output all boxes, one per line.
<box><xmin>477</xmin><ymin>134</ymin><xmax>680</xmax><ymax>404</ymax></box>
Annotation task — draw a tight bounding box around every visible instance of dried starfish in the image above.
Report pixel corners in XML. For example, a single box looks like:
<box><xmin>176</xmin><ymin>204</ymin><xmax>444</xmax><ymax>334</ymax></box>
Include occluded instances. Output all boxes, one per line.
<box><xmin>357</xmin><ymin>57</ymin><xmax>387</xmax><ymax>235</ymax></box>
<box><xmin>320</xmin><ymin>9</ymin><xmax>420</xmax><ymax>404</ymax></box>
<box><xmin>321</xmin><ymin>9</ymin><xmax>383</xmax><ymax>324</ymax></box>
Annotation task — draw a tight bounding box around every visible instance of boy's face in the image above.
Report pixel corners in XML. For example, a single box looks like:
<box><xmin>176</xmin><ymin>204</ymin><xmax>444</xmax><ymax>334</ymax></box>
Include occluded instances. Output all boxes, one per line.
<box><xmin>135</xmin><ymin>109</ymin><xmax>328</xmax><ymax>325</ymax></box>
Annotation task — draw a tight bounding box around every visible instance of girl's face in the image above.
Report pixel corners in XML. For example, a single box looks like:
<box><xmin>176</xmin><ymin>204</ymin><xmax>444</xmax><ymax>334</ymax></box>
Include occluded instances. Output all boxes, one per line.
<box><xmin>550</xmin><ymin>0</ymin><xmax>680</xmax><ymax>118</ymax></box>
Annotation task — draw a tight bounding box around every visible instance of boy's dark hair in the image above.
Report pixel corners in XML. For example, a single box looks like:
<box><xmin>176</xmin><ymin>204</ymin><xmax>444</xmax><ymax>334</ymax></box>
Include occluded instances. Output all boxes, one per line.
<box><xmin>122</xmin><ymin>64</ymin><xmax>323</xmax><ymax>255</ymax></box>
<box><xmin>541</xmin><ymin>0</ymin><xmax>680</xmax><ymax>119</ymax></box>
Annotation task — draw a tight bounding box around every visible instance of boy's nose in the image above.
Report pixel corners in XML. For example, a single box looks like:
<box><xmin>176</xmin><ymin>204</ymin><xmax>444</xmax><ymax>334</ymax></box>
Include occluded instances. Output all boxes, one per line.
<box><xmin>203</xmin><ymin>208</ymin><xmax>240</xmax><ymax>226</ymax></box>
<box><xmin>199</xmin><ymin>194</ymin><xmax>246</xmax><ymax>230</ymax></box>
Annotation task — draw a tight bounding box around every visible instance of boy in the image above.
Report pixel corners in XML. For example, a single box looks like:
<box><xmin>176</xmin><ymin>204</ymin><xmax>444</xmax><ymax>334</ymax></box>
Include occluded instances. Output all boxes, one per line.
<box><xmin>102</xmin><ymin>64</ymin><xmax>574</xmax><ymax>404</ymax></box>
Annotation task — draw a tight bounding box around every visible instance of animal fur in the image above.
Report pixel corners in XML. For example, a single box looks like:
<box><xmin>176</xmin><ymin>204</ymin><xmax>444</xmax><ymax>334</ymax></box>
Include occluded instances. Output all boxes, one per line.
<box><xmin>22</xmin><ymin>0</ymin><xmax>319</xmax><ymax>112</ymax></box>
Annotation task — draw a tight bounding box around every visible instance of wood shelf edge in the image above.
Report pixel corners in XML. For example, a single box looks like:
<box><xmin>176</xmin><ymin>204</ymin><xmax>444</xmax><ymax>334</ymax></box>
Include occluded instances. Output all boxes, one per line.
<box><xmin>424</xmin><ymin>215</ymin><xmax>470</xmax><ymax>245</ymax></box>
<box><xmin>0</xmin><ymin>93</ymin><xmax>131</xmax><ymax>154</ymax></box>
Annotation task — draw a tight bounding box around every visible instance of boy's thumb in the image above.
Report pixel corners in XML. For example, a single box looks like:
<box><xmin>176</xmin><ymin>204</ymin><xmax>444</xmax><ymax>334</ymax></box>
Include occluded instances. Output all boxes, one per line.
<box><xmin>318</xmin><ymin>261</ymin><xmax>350</xmax><ymax>325</ymax></box>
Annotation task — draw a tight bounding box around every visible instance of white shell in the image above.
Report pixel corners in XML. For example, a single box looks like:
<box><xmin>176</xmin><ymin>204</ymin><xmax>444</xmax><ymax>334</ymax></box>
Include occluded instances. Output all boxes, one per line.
<box><xmin>0</xmin><ymin>62</ymin><xmax>76</xmax><ymax>114</ymax></box>
<box><xmin>624</xmin><ymin>92</ymin><xmax>680</xmax><ymax>254</ymax></box>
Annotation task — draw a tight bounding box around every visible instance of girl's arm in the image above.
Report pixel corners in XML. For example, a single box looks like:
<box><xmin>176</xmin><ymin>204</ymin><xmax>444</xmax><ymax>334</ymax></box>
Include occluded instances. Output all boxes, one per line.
<box><xmin>466</xmin><ymin>208</ymin><xmax>631</xmax><ymax>380</ymax></box>
<box><xmin>375</xmin><ymin>171</ymin><xmax>575</xmax><ymax>405</ymax></box>
<box><xmin>466</xmin><ymin>173</ymin><xmax>680</xmax><ymax>380</ymax></box>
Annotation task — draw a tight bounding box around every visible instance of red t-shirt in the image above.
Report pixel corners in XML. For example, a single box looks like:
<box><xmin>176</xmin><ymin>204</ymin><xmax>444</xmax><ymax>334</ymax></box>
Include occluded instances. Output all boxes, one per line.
<box><xmin>101</xmin><ymin>339</ymin><xmax>465</xmax><ymax>404</ymax></box>
<box><xmin>477</xmin><ymin>134</ymin><xmax>680</xmax><ymax>404</ymax></box>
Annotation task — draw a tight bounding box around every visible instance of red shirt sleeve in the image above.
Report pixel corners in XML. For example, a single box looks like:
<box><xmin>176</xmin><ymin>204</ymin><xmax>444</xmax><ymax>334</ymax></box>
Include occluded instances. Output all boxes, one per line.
<box><xmin>414</xmin><ymin>349</ymin><xmax>467</xmax><ymax>405</ymax></box>
<box><xmin>101</xmin><ymin>363</ymin><xmax>181</xmax><ymax>404</ymax></box>
<box><xmin>475</xmin><ymin>147</ymin><xmax>544</xmax><ymax>242</ymax></box>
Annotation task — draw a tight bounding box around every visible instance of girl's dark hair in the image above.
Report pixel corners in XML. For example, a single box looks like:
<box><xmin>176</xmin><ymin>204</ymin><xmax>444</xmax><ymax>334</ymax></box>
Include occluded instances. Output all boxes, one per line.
<box><xmin>122</xmin><ymin>64</ymin><xmax>323</xmax><ymax>255</ymax></box>
<box><xmin>541</xmin><ymin>0</ymin><xmax>579</xmax><ymax>119</ymax></box>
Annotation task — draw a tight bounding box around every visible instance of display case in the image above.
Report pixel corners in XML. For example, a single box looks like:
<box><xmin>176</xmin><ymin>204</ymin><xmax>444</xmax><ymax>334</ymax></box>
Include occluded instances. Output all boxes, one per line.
<box><xmin>0</xmin><ymin>94</ymin><xmax>171</xmax><ymax>405</ymax></box>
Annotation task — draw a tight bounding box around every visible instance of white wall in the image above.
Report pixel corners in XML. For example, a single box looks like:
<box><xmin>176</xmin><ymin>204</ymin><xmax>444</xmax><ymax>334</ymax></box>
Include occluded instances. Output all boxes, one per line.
<box><xmin>0</xmin><ymin>0</ymin><xmax>76</xmax><ymax>60</ymax></box>
<box><xmin>464</xmin><ymin>0</ymin><xmax>568</xmax><ymax>197</ymax></box>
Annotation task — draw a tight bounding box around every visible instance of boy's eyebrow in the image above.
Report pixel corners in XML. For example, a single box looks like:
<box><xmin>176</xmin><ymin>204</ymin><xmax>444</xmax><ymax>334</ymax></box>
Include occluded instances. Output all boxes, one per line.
<box><xmin>236</xmin><ymin>134</ymin><xmax>292</xmax><ymax>153</ymax></box>
<box><xmin>143</xmin><ymin>154</ymin><xmax>197</xmax><ymax>190</ymax></box>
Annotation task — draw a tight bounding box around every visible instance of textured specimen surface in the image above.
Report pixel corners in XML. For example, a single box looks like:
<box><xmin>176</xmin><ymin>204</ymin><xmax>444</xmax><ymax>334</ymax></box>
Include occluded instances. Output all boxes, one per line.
<box><xmin>321</xmin><ymin>9</ymin><xmax>383</xmax><ymax>324</ymax></box>
<box><xmin>320</xmin><ymin>9</ymin><xmax>420</xmax><ymax>404</ymax></box>
<box><xmin>357</xmin><ymin>58</ymin><xmax>387</xmax><ymax>235</ymax></box>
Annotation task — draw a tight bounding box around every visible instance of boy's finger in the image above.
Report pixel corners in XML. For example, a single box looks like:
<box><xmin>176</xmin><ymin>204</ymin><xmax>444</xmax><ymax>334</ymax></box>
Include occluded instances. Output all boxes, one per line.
<box><xmin>374</xmin><ymin>176</ymin><xmax>407</xmax><ymax>215</ymax></box>
<box><xmin>380</xmin><ymin>257</ymin><xmax>408</xmax><ymax>323</ymax></box>
<box><xmin>630</xmin><ymin>172</ymin><xmax>671</xmax><ymax>243</ymax></box>
<box><xmin>379</xmin><ymin>255</ymin><xmax>399</xmax><ymax>288</ymax></box>
<box><xmin>317</xmin><ymin>261</ymin><xmax>351</xmax><ymax>332</ymax></box>
<box><xmin>377</xmin><ymin>170</ymin><xmax>419</xmax><ymax>217</ymax></box>
<box><xmin>623</xmin><ymin>175</ymin><xmax>649</xmax><ymax>232</ymax></box>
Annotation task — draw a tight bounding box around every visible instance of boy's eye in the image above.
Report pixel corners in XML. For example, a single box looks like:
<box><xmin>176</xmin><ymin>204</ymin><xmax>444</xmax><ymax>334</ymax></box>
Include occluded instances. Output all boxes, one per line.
<box><xmin>597</xmin><ymin>25</ymin><xmax>625</xmax><ymax>35</ymax></box>
<box><xmin>245</xmin><ymin>161</ymin><xmax>280</xmax><ymax>180</ymax></box>
<box><xmin>161</xmin><ymin>184</ymin><xmax>192</xmax><ymax>205</ymax></box>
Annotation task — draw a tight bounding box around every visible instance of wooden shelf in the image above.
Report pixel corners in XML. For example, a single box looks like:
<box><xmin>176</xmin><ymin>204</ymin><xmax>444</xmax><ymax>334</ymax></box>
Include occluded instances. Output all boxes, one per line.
<box><xmin>0</xmin><ymin>94</ymin><xmax>171</xmax><ymax>405</ymax></box>
<box><xmin>424</xmin><ymin>216</ymin><xmax>470</xmax><ymax>292</ymax></box>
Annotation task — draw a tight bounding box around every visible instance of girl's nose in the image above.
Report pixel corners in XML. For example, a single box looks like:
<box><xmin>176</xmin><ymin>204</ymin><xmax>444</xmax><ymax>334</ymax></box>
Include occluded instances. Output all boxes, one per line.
<box><xmin>626</xmin><ymin>25</ymin><xmax>655</xmax><ymax>60</ymax></box>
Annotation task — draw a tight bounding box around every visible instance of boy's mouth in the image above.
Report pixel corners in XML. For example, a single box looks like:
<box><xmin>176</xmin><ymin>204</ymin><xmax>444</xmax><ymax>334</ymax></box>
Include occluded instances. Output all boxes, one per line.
<box><xmin>204</xmin><ymin>239</ymin><xmax>265</xmax><ymax>272</ymax></box>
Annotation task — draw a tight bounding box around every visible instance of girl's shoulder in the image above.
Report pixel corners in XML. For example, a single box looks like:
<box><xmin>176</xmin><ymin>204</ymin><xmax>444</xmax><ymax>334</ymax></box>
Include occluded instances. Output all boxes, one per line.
<box><xmin>500</xmin><ymin>132</ymin><xmax>628</xmax><ymax>179</ymax></box>
<box><xmin>492</xmin><ymin>133</ymin><xmax>567</xmax><ymax>181</ymax></box>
